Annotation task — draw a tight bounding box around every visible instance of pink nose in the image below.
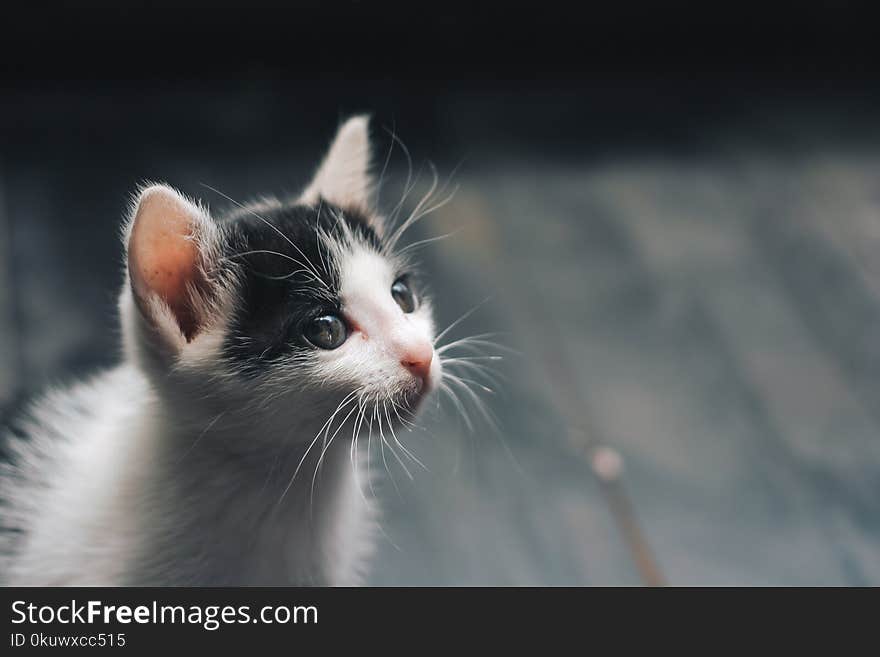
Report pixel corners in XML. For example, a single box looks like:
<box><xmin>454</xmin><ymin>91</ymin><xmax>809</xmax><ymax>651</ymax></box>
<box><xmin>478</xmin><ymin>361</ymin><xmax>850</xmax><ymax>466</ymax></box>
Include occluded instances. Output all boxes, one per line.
<box><xmin>400</xmin><ymin>343</ymin><xmax>433</xmax><ymax>383</ymax></box>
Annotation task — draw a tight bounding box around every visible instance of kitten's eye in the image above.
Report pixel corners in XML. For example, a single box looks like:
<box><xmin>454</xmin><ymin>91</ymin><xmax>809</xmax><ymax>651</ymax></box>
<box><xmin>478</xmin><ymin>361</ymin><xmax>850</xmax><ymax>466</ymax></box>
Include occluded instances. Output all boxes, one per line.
<box><xmin>303</xmin><ymin>314</ymin><xmax>348</xmax><ymax>350</ymax></box>
<box><xmin>391</xmin><ymin>278</ymin><xmax>416</xmax><ymax>313</ymax></box>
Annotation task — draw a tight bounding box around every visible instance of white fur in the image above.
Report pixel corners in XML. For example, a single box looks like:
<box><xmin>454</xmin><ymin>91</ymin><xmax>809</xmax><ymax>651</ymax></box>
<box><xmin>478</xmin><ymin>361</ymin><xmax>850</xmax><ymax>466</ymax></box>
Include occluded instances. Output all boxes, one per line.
<box><xmin>0</xmin><ymin>368</ymin><xmax>150</xmax><ymax>585</ymax></box>
<box><xmin>0</xmin><ymin>362</ymin><xmax>381</xmax><ymax>585</ymax></box>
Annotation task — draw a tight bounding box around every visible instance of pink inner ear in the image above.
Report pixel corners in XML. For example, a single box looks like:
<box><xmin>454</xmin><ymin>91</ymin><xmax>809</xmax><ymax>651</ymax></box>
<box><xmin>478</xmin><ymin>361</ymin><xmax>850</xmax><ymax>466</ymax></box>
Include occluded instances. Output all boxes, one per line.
<box><xmin>129</xmin><ymin>188</ymin><xmax>204</xmax><ymax>341</ymax></box>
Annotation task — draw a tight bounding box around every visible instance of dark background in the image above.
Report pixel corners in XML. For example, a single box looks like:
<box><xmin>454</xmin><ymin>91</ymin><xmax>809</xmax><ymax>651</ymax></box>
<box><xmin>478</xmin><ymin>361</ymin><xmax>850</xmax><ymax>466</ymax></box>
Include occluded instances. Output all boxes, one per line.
<box><xmin>2</xmin><ymin>1</ymin><xmax>880</xmax><ymax>584</ymax></box>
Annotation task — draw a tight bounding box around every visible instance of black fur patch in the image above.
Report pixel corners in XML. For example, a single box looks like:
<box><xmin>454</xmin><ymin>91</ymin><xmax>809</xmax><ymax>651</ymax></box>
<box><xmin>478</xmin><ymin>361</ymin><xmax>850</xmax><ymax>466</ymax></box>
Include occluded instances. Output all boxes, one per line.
<box><xmin>218</xmin><ymin>198</ymin><xmax>383</xmax><ymax>373</ymax></box>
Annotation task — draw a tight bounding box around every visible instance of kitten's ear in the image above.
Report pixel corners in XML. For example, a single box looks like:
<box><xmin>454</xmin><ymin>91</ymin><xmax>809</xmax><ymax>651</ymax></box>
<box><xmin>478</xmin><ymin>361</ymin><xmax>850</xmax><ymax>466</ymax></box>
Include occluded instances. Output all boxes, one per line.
<box><xmin>301</xmin><ymin>115</ymin><xmax>373</xmax><ymax>211</ymax></box>
<box><xmin>125</xmin><ymin>184</ymin><xmax>222</xmax><ymax>346</ymax></box>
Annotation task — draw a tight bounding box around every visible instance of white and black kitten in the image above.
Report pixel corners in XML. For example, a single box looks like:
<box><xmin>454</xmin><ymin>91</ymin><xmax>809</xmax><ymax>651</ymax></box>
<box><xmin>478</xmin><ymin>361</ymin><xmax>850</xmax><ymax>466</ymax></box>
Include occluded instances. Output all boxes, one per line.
<box><xmin>0</xmin><ymin>116</ymin><xmax>449</xmax><ymax>585</ymax></box>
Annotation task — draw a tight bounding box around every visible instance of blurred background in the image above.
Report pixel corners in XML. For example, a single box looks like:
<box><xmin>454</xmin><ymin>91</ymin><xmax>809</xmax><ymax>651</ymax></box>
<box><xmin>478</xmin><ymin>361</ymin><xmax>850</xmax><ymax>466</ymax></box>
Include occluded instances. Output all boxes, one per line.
<box><xmin>2</xmin><ymin>1</ymin><xmax>880</xmax><ymax>584</ymax></box>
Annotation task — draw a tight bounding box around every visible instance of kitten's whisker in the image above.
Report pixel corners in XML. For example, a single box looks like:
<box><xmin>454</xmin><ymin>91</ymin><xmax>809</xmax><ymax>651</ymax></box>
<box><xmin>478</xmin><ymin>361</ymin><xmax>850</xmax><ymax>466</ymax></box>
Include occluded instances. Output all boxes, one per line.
<box><xmin>382</xmin><ymin>129</ymin><xmax>414</xmax><ymax>225</ymax></box>
<box><xmin>175</xmin><ymin>411</ymin><xmax>227</xmax><ymax>465</ymax></box>
<box><xmin>432</xmin><ymin>298</ymin><xmax>491</xmax><ymax>347</ymax></box>
<box><xmin>387</xmin><ymin>167</ymin><xmax>422</xmax><ymax>233</ymax></box>
<box><xmin>377</xmin><ymin>401</ymin><xmax>412</xmax><ymax>481</ymax></box>
<box><xmin>441</xmin><ymin>360</ymin><xmax>506</xmax><ymax>388</ymax></box>
<box><xmin>386</xmin><ymin>154</ymin><xmax>463</xmax><ymax>255</ymax></box>
<box><xmin>254</xmin><ymin>269</ymin><xmax>328</xmax><ymax>286</ymax></box>
<box><xmin>441</xmin><ymin>356</ymin><xmax>504</xmax><ymax>373</ymax></box>
<box><xmin>309</xmin><ymin>390</ymin><xmax>358</xmax><ymax>458</ymax></box>
<box><xmin>359</xmin><ymin>400</ymin><xmax>403</xmax><ymax>551</ymax></box>
<box><xmin>365</xmin><ymin>401</ymin><xmax>377</xmax><ymax>500</ymax></box>
<box><xmin>223</xmin><ymin>250</ymin><xmax>322</xmax><ymax>282</ymax></box>
<box><xmin>386</xmin><ymin>161</ymin><xmax>439</xmax><ymax>252</ymax></box>
<box><xmin>311</xmin><ymin>402</ymin><xmax>359</xmax><ymax>506</ymax></box>
<box><xmin>392</xmin><ymin>394</ymin><xmax>418</xmax><ymax>415</ymax></box>
<box><xmin>314</xmin><ymin>204</ymin><xmax>331</xmax><ymax>281</ymax></box>
<box><xmin>388</xmin><ymin>183</ymin><xmax>459</xmax><ymax>254</ymax></box>
<box><xmin>374</xmin><ymin>122</ymin><xmax>397</xmax><ymax>210</ymax></box>
<box><xmin>390</xmin><ymin>399</ymin><xmax>417</xmax><ymax>429</ymax></box>
<box><xmin>350</xmin><ymin>394</ymin><xmax>370</xmax><ymax>503</ymax></box>
<box><xmin>410</xmin><ymin>183</ymin><xmax>459</xmax><ymax>223</ymax></box>
<box><xmin>390</xmin><ymin>403</ymin><xmax>408</xmax><ymax>430</ymax></box>
<box><xmin>437</xmin><ymin>336</ymin><xmax>516</xmax><ymax>356</ymax></box>
<box><xmin>385</xmin><ymin>435</ymin><xmax>414</xmax><ymax>481</ymax></box>
<box><xmin>440</xmin><ymin>355</ymin><xmax>504</xmax><ymax>362</ymax></box>
<box><xmin>329</xmin><ymin>207</ymin><xmax>354</xmax><ymax>244</ymax></box>
<box><xmin>435</xmin><ymin>330</ymin><xmax>503</xmax><ymax>349</ymax></box>
<box><xmin>439</xmin><ymin>381</ymin><xmax>474</xmax><ymax>432</ymax></box>
<box><xmin>384</xmin><ymin>401</ymin><xmax>425</xmax><ymax>472</ymax></box>
<box><xmin>444</xmin><ymin>372</ymin><xmax>495</xmax><ymax>395</ymax></box>
<box><xmin>276</xmin><ymin>390</ymin><xmax>357</xmax><ymax>505</ymax></box>
<box><xmin>375</xmin><ymin>394</ymin><xmax>401</xmax><ymax>495</ymax></box>
<box><xmin>409</xmin><ymin>159</ymin><xmax>439</xmax><ymax>218</ymax></box>
<box><xmin>392</xmin><ymin>403</ymin><xmax>429</xmax><ymax>456</ymax></box>
<box><xmin>448</xmin><ymin>375</ymin><xmax>520</xmax><ymax>473</ymax></box>
<box><xmin>446</xmin><ymin>375</ymin><xmax>500</xmax><ymax>433</ymax></box>
<box><xmin>201</xmin><ymin>183</ymin><xmax>329</xmax><ymax>290</ymax></box>
<box><xmin>397</xmin><ymin>230</ymin><xmax>461</xmax><ymax>255</ymax></box>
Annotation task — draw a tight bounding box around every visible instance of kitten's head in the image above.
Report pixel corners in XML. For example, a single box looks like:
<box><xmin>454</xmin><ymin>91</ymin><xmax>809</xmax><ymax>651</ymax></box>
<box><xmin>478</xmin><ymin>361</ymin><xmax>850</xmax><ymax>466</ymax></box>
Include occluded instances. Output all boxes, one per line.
<box><xmin>119</xmin><ymin>116</ymin><xmax>441</xmax><ymax>428</ymax></box>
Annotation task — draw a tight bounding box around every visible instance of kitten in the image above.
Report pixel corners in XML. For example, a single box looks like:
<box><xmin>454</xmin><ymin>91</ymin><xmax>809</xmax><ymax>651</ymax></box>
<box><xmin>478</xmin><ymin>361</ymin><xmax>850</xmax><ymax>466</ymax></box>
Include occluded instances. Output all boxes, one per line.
<box><xmin>0</xmin><ymin>116</ymin><xmax>446</xmax><ymax>585</ymax></box>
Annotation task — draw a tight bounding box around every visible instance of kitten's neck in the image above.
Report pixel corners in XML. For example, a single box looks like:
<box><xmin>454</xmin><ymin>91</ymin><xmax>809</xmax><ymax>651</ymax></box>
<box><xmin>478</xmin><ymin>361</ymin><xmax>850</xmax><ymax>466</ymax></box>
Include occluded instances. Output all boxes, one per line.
<box><xmin>132</xmin><ymin>390</ymin><xmax>373</xmax><ymax>585</ymax></box>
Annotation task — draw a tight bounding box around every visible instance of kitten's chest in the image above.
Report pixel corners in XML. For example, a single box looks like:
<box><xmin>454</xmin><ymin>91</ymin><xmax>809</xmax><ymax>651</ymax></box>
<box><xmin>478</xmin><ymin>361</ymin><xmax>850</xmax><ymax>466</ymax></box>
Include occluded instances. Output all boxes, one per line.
<box><xmin>139</xmin><ymin>437</ymin><xmax>375</xmax><ymax>586</ymax></box>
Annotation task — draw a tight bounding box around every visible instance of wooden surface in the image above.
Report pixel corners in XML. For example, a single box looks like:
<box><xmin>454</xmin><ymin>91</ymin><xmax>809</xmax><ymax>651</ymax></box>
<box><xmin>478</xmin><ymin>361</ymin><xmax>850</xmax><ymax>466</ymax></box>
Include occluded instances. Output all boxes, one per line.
<box><xmin>370</xmin><ymin>155</ymin><xmax>880</xmax><ymax>585</ymax></box>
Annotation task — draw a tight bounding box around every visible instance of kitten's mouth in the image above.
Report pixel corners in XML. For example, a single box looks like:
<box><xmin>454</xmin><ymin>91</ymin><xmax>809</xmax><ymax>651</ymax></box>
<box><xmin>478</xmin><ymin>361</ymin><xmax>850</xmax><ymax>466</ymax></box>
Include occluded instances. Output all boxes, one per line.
<box><xmin>397</xmin><ymin>380</ymin><xmax>430</xmax><ymax>414</ymax></box>
<box><xmin>361</xmin><ymin>379</ymin><xmax>430</xmax><ymax>428</ymax></box>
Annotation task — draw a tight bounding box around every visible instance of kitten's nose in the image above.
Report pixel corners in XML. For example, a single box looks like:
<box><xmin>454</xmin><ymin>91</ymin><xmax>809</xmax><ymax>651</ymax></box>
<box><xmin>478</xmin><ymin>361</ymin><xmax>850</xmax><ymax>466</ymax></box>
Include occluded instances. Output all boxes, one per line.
<box><xmin>400</xmin><ymin>342</ymin><xmax>433</xmax><ymax>384</ymax></box>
